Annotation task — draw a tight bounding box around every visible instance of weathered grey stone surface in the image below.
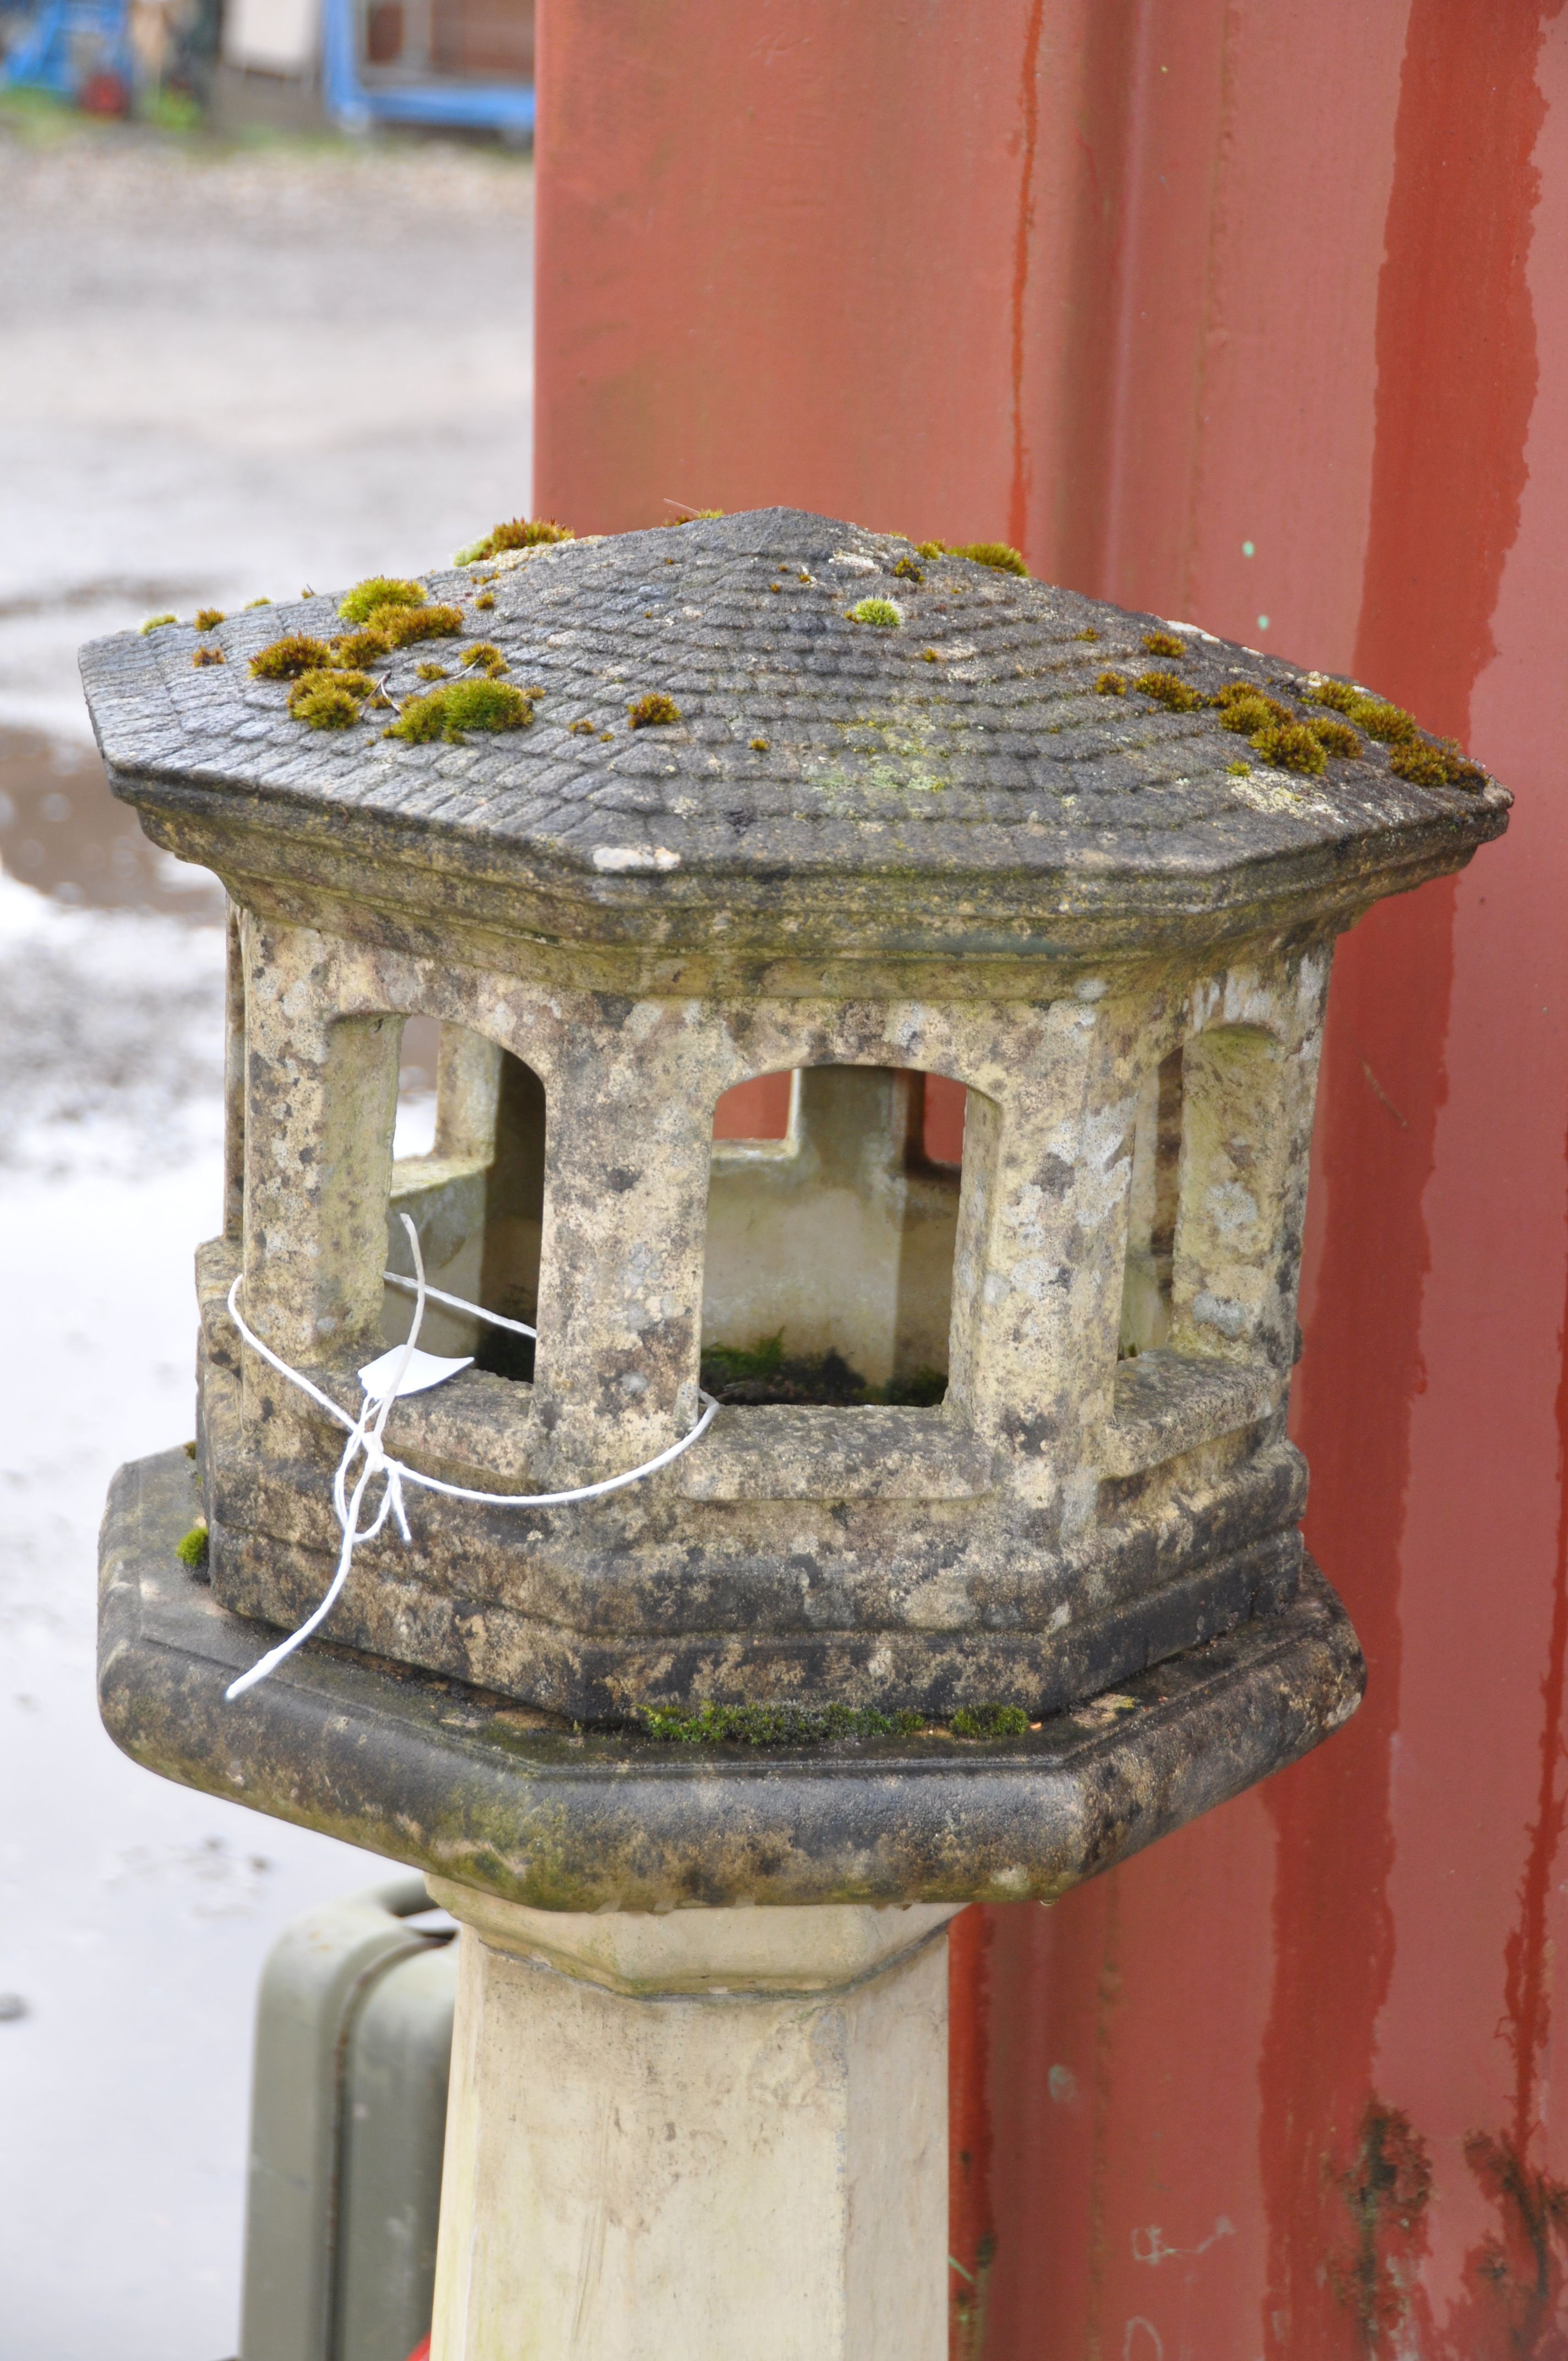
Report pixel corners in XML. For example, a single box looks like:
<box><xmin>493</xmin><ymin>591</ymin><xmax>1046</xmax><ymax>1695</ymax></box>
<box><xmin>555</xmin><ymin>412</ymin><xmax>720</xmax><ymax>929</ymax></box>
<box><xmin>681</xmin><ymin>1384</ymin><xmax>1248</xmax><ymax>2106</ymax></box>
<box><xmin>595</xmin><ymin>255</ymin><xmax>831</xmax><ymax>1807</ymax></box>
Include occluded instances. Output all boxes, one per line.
<box><xmin>79</xmin><ymin>508</ymin><xmax>1508</xmax><ymax>988</ymax></box>
<box><xmin>77</xmin><ymin>510</ymin><xmax>1510</xmax><ymax>1726</ymax></box>
<box><xmin>100</xmin><ymin>1449</ymin><xmax>1365</xmax><ymax>1911</ymax></box>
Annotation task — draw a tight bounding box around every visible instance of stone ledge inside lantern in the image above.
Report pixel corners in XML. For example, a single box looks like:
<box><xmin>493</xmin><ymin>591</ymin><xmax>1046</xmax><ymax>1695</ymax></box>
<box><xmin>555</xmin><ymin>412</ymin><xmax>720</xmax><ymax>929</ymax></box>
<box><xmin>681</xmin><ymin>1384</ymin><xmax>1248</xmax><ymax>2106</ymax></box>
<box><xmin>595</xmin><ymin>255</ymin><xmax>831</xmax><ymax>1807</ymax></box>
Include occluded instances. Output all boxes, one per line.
<box><xmin>80</xmin><ymin>508</ymin><xmax>1509</xmax><ymax>1726</ymax></box>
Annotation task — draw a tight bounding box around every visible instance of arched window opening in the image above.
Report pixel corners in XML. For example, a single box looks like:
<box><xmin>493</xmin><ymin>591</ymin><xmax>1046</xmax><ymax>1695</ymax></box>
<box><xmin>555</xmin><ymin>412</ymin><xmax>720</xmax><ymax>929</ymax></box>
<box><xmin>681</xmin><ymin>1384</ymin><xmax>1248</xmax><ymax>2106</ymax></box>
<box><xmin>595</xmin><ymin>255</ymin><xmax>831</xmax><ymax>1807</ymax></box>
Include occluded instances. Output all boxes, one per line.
<box><xmin>1119</xmin><ymin>1048</ymin><xmax>1184</xmax><ymax>1358</ymax></box>
<box><xmin>383</xmin><ymin>1021</ymin><xmax>545</xmax><ymax>1383</ymax></box>
<box><xmin>700</xmin><ymin>1066</ymin><xmax>962</xmax><ymax>1407</ymax></box>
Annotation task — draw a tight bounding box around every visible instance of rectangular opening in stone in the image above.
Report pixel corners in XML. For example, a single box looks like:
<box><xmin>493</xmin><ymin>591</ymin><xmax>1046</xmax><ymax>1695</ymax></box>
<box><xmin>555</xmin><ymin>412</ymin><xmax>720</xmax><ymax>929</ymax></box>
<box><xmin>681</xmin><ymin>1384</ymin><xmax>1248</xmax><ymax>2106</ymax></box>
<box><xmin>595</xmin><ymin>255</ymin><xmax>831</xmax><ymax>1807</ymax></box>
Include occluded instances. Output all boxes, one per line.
<box><xmin>1119</xmin><ymin>1047</ymin><xmax>1184</xmax><ymax>1358</ymax></box>
<box><xmin>700</xmin><ymin>1066</ymin><xmax>962</xmax><ymax>1406</ymax></box>
<box><xmin>383</xmin><ymin>1022</ymin><xmax>545</xmax><ymax>1384</ymax></box>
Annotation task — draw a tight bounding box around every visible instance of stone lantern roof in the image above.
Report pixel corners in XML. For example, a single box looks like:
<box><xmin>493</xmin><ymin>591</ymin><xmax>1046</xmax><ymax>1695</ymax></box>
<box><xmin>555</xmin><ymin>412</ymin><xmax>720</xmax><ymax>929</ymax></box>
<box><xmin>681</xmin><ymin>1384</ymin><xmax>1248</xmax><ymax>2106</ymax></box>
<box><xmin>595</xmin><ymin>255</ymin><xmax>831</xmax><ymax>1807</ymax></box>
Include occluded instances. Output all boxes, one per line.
<box><xmin>80</xmin><ymin>508</ymin><xmax>1509</xmax><ymax>983</ymax></box>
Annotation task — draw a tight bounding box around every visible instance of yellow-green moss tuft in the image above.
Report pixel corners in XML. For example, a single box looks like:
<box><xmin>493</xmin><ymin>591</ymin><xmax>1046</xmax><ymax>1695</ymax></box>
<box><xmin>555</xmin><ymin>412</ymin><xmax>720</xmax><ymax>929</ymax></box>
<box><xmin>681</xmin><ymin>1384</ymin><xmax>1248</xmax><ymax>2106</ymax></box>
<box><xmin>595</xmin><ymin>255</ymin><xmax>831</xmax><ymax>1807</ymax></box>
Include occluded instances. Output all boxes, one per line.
<box><xmin>1389</xmin><ymin>739</ymin><xmax>1487</xmax><ymax>791</ymax></box>
<box><xmin>921</xmin><ymin>648</ymin><xmax>942</xmax><ymax>663</ymax></box>
<box><xmin>1134</xmin><ymin>670</ymin><xmax>1204</xmax><ymax>712</ymax></box>
<box><xmin>251</xmin><ymin>633</ymin><xmax>334</xmax><ymax>681</ymax></box>
<box><xmin>474</xmin><ymin>592</ymin><xmax>496</xmax><ymax>610</ymax></box>
<box><xmin>416</xmin><ymin>661</ymin><xmax>449</xmax><ymax>682</ymax></box>
<box><xmin>175</xmin><ymin>1522</ymin><xmax>209</xmax><ymax>1570</ymax></box>
<box><xmin>1075</xmin><ymin>626</ymin><xmax>1100</xmax><ymax>642</ymax></box>
<box><xmin>287</xmin><ymin>668</ymin><xmax>376</xmax><ymax>729</ymax></box>
<box><xmin>1307</xmin><ymin>715</ymin><xmax>1360</xmax><ymax>760</ymax></box>
<box><xmin>1214</xmin><ymin>686</ymin><xmax>1292</xmax><ymax>735</ymax></box>
<box><xmin>1307</xmin><ymin>678</ymin><xmax>1365</xmax><ymax>716</ymax></box>
<box><xmin>337</xmin><ymin>576</ymin><xmax>429</xmax><ymax>625</ymax></box>
<box><xmin>379</xmin><ymin>602</ymin><xmax>464</xmax><ymax>649</ymax></box>
<box><xmin>1352</xmin><ymin>698</ymin><xmax>1418</xmax><ymax>746</ymax></box>
<box><xmin>1141</xmin><ymin>629</ymin><xmax>1185</xmax><ymax>659</ymax></box>
<box><xmin>243</xmin><ymin>597</ymin><xmax>272</xmax><ymax>610</ymax></box>
<box><xmin>952</xmin><ymin>541</ymin><xmax>1028</xmax><ymax>576</ymax></box>
<box><xmin>455</xmin><ymin>518</ymin><xmax>575</xmax><ymax>564</ymax></box>
<box><xmin>1250</xmin><ymin>719</ymin><xmax>1327</xmax><ymax>775</ymax></box>
<box><xmin>950</xmin><ymin>1702</ymin><xmax>1030</xmax><ymax>1739</ymax></box>
<box><xmin>194</xmin><ymin>608</ymin><xmax>225</xmax><ymax>632</ymax></box>
<box><xmin>847</xmin><ymin>596</ymin><xmax>901</xmax><ymax>627</ymax></box>
<box><xmin>627</xmin><ymin>690</ymin><xmax>682</xmax><ymax>728</ymax></box>
<box><xmin>890</xmin><ymin>557</ymin><xmax>924</xmax><ymax>583</ymax></box>
<box><xmin>192</xmin><ymin>646</ymin><xmax>225</xmax><ymax>668</ymax></box>
<box><xmin>384</xmin><ymin>678</ymin><xmax>535</xmax><ymax>745</ymax></box>
<box><xmin>569</xmin><ymin>717</ymin><xmax>596</xmax><ymax>735</ymax></box>
<box><xmin>915</xmin><ymin>540</ymin><xmax>946</xmax><ymax>559</ymax></box>
<box><xmin>750</xmin><ymin>736</ymin><xmax>769</xmax><ymax>752</ymax></box>
<box><xmin>461</xmin><ymin>641</ymin><xmax>509</xmax><ymax>677</ymax></box>
<box><xmin>330</xmin><ymin>627</ymin><xmax>392</xmax><ymax>666</ymax></box>
<box><xmin>1096</xmin><ymin>670</ymin><xmax>1128</xmax><ymax>696</ymax></box>
<box><xmin>139</xmin><ymin>613</ymin><xmax>177</xmax><ymax>634</ymax></box>
<box><xmin>1227</xmin><ymin>759</ymin><xmax>1252</xmax><ymax>776</ymax></box>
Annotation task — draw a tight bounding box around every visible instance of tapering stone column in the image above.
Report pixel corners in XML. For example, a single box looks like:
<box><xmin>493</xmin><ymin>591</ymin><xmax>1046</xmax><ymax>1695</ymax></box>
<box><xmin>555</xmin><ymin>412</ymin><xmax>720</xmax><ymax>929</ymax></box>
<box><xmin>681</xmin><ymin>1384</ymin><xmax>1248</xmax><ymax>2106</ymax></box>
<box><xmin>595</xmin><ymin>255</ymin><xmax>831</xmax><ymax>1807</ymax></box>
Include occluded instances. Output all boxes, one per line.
<box><xmin>426</xmin><ymin>1885</ymin><xmax>959</xmax><ymax>2361</ymax></box>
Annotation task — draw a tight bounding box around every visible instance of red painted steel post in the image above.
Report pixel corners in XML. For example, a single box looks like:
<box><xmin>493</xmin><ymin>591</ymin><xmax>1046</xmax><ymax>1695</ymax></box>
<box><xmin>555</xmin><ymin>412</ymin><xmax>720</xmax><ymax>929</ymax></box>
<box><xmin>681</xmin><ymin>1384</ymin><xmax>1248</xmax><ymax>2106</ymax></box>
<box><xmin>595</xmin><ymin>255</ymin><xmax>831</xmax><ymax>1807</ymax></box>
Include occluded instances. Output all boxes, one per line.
<box><xmin>534</xmin><ymin>3</ymin><xmax>1568</xmax><ymax>2349</ymax></box>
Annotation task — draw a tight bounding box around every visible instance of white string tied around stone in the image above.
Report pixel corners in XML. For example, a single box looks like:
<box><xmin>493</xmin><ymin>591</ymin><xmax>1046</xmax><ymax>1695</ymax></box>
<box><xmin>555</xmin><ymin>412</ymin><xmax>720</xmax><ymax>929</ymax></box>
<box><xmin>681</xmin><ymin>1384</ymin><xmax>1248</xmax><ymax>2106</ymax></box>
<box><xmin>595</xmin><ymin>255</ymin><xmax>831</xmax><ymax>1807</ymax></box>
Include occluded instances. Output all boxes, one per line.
<box><xmin>222</xmin><ymin>1212</ymin><xmax>718</xmax><ymax>1701</ymax></box>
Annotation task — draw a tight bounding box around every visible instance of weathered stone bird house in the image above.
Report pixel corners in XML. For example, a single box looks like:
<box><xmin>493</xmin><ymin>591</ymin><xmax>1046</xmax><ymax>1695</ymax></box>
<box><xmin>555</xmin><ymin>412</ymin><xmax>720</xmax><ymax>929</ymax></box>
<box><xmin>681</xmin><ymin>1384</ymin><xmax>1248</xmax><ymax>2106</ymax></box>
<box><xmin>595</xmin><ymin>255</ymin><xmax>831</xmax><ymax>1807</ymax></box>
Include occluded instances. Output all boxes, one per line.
<box><xmin>81</xmin><ymin>509</ymin><xmax>1507</xmax><ymax>1726</ymax></box>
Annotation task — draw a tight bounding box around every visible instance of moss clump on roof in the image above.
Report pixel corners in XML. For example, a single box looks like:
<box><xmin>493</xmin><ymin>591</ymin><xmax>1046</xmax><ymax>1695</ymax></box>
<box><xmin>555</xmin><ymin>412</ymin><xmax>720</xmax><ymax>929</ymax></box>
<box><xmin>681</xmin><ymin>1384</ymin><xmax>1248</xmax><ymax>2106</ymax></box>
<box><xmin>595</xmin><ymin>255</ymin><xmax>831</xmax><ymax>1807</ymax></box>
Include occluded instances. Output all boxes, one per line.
<box><xmin>1134</xmin><ymin>670</ymin><xmax>1204</xmax><ymax>712</ymax></box>
<box><xmin>287</xmin><ymin>669</ymin><xmax>378</xmax><ymax>730</ymax></box>
<box><xmin>1250</xmin><ymin>719</ymin><xmax>1327</xmax><ymax>776</ymax></box>
<box><xmin>1096</xmin><ymin>670</ymin><xmax>1128</xmax><ymax>696</ymax></box>
<box><xmin>384</xmin><ymin>678</ymin><xmax>535</xmax><ymax>745</ymax></box>
<box><xmin>337</xmin><ymin>576</ymin><xmax>429</xmax><ymax>625</ymax></box>
<box><xmin>750</xmin><ymin>736</ymin><xmax>769</xmax><ymax>752</ymax></box>
<box><xmin>461</xmin><ymin>641</ymin><xmax>509</xmax><ymax>677</ymax></box>
<box><xmin>192</xmin><ymin>646</ymin><xmax>225</xmax><ymax>668</ymax></box>
<box><xmin>890</xmin><ymin>557</ymin><xmax>923</xmax><ymax>583</ymax></box>
<box><xmin>1215</xmin><ymin>688</ymin><xmax>1291</xmax><ymax>736</ymax></box>
<box><xmin>847</xmin><ymin>596</ymin><xmax>901</xmax><ymax>627</ymax></box>
<box><xmin>1141</xmin><ymin>629</ymin><xmax>1185</xmax><ymax>659</ymax></box>
<box><xmin>455</xmin><ymin>517</ymin><xmax>575</xmax><ymax>564</ymax></box>
<box><xmin>194</xmin><ymin>607</ymin><xmax>225</xmax><ymax>631</ymax></box>
<box><xmin>1310</xmin><ymin>679</ymin><xmax>1487</xmax><ymax>788</ymax></box>
<box><xmin>377</xmin><ymin>602</ymin><xmax>463</xmax><ymax>648</ymax></box>
<box><xmin>953</xmin><ymin>541</ymin><xmax>1028</xmax><ymax>576</ymax></box>
<box><xmin>627</xmin><ymin>690</ymin><xmax>681</xmax><ymax>727</ymax></box>
<box><xmin>416</xmin><ymin>661</ymin><xmax>449</xmax><ymax>682</ymax></box>
<box><xmin>175</xmin><ymin>1522</ymin><xmax>209</xmax><ymax>1570</ymax></box>
<box><xmin>243</xmin><ymin>597</ymin><xmax>272</xmax><ymax>610</ymax></box>
<box><xmin>331</xmin><ymin>626</ymin><xmax>393</xmax><ymax>666</ymax></box>
<box><xmin>1306</xmin><ymin>715</ymin><xmax>1360</xmax><ymax>760</ymax></box>
<box><xmin>568</xmin><ymin>716</ymin><xmax>596</xmax><ymax>735</ymax></box>
<box><xmin>139</xmin><ymin>613</ymin><xmax>177</xmax><ymax>634</ymax></box>
<box><xmin>251</xmin><ymin>633</ymin><xmax>334</xmax><ymax>680</ymax></box>
<box><xmin>473</xmin><ymin>592</ymin><xmax>496</xmax><ymax>610</ymax></box>
<box><xmin>1075</xmin><ymin>626</ymin><xmax>1101</xmax><ymax>642</ymax></box>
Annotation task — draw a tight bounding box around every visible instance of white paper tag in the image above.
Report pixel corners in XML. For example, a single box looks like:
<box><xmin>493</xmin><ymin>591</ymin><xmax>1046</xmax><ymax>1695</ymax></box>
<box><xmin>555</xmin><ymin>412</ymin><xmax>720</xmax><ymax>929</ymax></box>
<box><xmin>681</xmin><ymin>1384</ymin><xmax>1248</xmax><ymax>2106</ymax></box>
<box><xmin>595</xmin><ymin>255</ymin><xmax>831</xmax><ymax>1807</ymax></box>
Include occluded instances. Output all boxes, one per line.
<box><xmin>358</xmin><ymin>1346</ymin><xmax>473</xmax><ymax>1402</ymax></box>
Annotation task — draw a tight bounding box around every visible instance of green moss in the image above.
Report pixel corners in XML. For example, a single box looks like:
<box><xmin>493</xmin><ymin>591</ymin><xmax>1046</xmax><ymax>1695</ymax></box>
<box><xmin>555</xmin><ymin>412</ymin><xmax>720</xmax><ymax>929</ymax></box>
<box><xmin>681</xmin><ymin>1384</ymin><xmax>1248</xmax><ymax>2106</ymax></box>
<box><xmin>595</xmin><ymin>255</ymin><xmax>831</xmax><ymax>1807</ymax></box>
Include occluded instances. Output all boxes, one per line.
<box><xmin>139</xmin><ymin>613</ymin><xmax>176</xmax><ymax>634</ymax></box>
<box><xmin>950</xmin><ymin>1702</ymin><xmax>1030</xmax><ymax>1738</ymax></box>
<box><xmin>175</xmin><ymin>1523</ymin><xmax>209</xmax><ymax>1570</ymax></box>
<box><xmin>569</xmin><ymin>717</ymin><xmax>596</xmax><ymax>735</ymax></box>
<box><xmin>1215</xmin><ymin>686</ymin><xmax>1292</xmax><ymax>736</ymax></box>
<box><xmin>1307</xmin><ymin>677</ymin><xmax>1365</xmax><ymax>716</ymax></box>
<box><xmin>1096</xmin><ymin>670</ymin><xmax>1128</xmax><ymax>696</ymax></box>
<box><xmin>243</xmin><ymin>597</ymin><xmax>272</xmax><ymax>610</ymax></box>
<box><xmin>636</xmin><ymin>1700</ymin><xmax>927</xmax><ymax>1746</ymax></box>
<box><xmin>1353</xmin><ymin>698</ymin><xmax>1418</xmax><ymax>746</ymax></box>
<box><xmin>915</xmin><ymin>540</ymin><xmax>946</xmax><ymax>559</ymax></box>
<box><xmin>416</xmin><ymin>661</ymin><xmax>449</xmax><ymax>682</ymax></box>
<box><xmin>627</xmin><ymin>690</ymin><xmax>682</xmax><ymax>727</ymax></box>
<box><xmin>1310</xmin><ymin>680</ymin><xmax>1484</xmax><ymax>787</ymax></box>
<box><xmin>890</xmin><ymin>557</ymin><xmax>924</xmax><ymax>583</ymax></box>
<box><xmin>921</xmin><ymin>648</ymin><xmax>942</xmax><ymax>663</ymax></box>
<box><xmin>330</xmin><ymin>626</ymin><xmax>393</xmax><ymax>666</ymax></box>
<box><xmin>1134</xmin><ymin>669</ymin><xmax>1204</xmax><ymax>712</ymax></box>
<box><xmin>379</xmin><ymin>602</ymin><xmax>463</xmax><ymax>648</ymax></box>
<box><xmin>1250</xmin><ymin>719</ymin><xmax>1327</xmax><ymax>775</ymax></box>
<box><xmin>384</xmin><ymin>678</ymin><xmax>535</xmax><ymax>745</ymax></box>
<box><xmin>251</xmin><ymin>633</ymin><xmax>334</xmax><ymax>680</ymax></box>
<box><xmin>951</xmin><ymin>541</ymin><xmax>1028</xmax><ymax>576</ymax></box>
<box><xmin>1386</xmin><ymin>742</ymin><xmax>1449</xmax><ymax>787</ymax></box>
<box><xmin>288</xmin><ymin>671</ymin><xmax>371</xmax><ymax>730</ymax></box>
<box><xmin>455</xmin><ymin>517</ymin><xmax>575</xmax><ymax>564</ymax></box>
<box><xmin>750</xmin><ymin>736</ymin><xmax>770</xmax><ymax>751</ymax></box>
<box><xmin>337</xmin><ymin>576</ymin><xmax>429</xmax><ymax>625</ymax></box>
<box><xmin>194</xmin><ymin>607</ymin><xmax>225</xmax><ymax>632</ymax></box>
<box><xmin>474</xmin><ymin>592</ymin><xmax>496</xmax><ymax>610</ymax></box>
<box><xmin>1307</xmin><ymin>715</ymin><xmax>1360</xmax><ymax>759</ymax></box>
<box><xmin>658</xmin><ymin>508</ymin><xmax>724</xmax><ymax>527</ymax></box>
<box><xmin>1141</xmin><ymin>629</ymin><xmax>1185</xmax><ymax>659</ymax></box>
<box><xmin>461</xmin><ymin>641</ymin><xmax>509</xmax><ymax>677</ymax></box>
<box><xmin>1227</xmin><ymin>759</ymin><xmax>1252</xmax><ymax>776</ymax></box>
<box><xmin>192</xmin><ymin>646</ymin><xmax>225</xmax><ymax>668</ymax></box>
<box><xmin>1075</xmin><ymin>626</ymin><xmax>1101</xmax><ymax>642</ymax></box>
<box><xmin>847</xmin><ymin>596</ymin><xmax>901</xmax><ymax>627</ymax></box>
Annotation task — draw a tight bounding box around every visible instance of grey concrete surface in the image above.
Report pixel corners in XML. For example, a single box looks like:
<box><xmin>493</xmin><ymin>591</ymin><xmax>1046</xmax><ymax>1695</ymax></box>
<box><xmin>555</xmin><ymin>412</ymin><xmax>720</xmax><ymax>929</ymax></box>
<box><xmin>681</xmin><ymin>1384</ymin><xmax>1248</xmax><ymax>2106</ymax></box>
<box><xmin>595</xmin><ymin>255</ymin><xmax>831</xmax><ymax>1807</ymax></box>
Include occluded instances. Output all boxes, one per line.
<box><xmin>0</xmin><ymin>110</ymin><xmax>531</xmax><ymax>2361</ymax></box>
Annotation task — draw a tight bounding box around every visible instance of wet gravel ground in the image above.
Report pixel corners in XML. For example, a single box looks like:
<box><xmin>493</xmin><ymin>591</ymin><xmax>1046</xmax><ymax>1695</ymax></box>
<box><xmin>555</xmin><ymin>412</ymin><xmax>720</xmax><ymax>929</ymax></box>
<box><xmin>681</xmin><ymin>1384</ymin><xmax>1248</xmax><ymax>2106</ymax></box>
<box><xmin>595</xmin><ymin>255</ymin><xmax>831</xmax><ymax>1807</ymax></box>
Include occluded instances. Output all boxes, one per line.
<box><xmin>0</xmin><ymin>111</ymin><xmax>531</xmax><ymax>2361</ymax></box>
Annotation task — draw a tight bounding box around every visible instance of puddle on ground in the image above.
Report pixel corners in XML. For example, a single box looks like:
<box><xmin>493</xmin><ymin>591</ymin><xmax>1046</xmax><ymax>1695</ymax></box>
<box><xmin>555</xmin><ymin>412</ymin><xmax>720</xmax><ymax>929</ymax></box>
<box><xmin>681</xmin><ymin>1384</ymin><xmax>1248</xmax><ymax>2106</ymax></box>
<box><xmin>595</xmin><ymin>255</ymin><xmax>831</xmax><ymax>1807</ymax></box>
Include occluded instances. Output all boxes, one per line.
<box><xmin>0</xmin><ymin>727</ymin><xmax>225</xmax><ymax>921</ymax></box>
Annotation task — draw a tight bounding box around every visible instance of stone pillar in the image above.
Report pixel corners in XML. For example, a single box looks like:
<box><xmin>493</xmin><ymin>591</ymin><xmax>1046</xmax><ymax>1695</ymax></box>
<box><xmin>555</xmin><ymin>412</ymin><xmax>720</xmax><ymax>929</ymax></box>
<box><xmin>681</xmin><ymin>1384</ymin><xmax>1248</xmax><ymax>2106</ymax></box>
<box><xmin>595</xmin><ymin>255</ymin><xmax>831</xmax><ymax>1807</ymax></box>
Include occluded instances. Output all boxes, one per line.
<box><xmin>425</xmin><ymin>1883</ymin><xmax>961</xmax><ymax>2361</ymax></box>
